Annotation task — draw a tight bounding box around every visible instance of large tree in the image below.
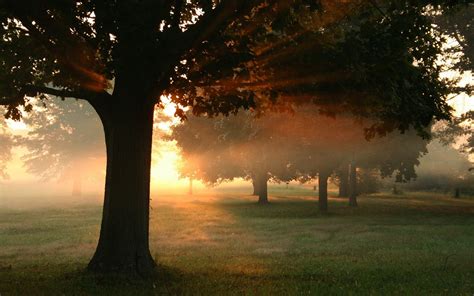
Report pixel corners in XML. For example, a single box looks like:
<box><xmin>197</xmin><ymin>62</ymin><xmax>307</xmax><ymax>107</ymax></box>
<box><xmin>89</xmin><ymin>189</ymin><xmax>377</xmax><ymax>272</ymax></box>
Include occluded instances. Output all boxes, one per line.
<box><xmin>0</xmin><ymin>1</ymin><xmax>467</xmax><ymax>274</ymax></box>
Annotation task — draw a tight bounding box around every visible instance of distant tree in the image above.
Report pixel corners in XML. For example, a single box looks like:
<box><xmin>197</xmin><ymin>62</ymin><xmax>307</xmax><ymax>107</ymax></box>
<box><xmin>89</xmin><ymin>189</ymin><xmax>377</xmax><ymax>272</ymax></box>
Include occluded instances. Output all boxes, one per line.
<box><xmin>437</xmin><ymin>111</ymin><xmax>474</xmax><ymax>157</ymax></box>
<box><xmin>347</xmin><ymin>128</ymin><xmax>430</xmax><ymax>206</ymax></box>
<box><xmin>0</xmin><ymin>113</ymin><xmax>13</xmax><ymax>180</ymax></box>
<box><xmin>403</xmin><ymin>140</ymin><xmax>473</xmax><ymax>192</ymax></box>
<box><xmin>0</xmin><ymin>0</ymin><xmax>466</xmax><ymax>274</ymax></box>
<box><xmin>432</xmin><ymin>3</ymin><xmax>474</xmax><ymax>175</ymax></box>
<box><xmin>171</xmin><ymin>111</ymin><xmax>296</xmax><ymax>204</ymax></box>
<box><xmin>15</xmin><ymin>99</ymin><xmax>169</xmax><ymax>196</ymax></box>
<box><xmin>283</xmin><ymin>107</ymin><xmax>430</xmax><ymax>211</ymax></box>
<box><xmin>16</xmin><ymin>100</ymin><xmax>104</xmax><ymax>195</ymax></box>
<box><xmin>173</xmin><ymin>106</ymin><xmax>430</xmax><ymax>212</ymax></box>
<box><xmin>432</xmin><ymin>3</ymin><xmax>474</xmax><ymax>71</ymax></box>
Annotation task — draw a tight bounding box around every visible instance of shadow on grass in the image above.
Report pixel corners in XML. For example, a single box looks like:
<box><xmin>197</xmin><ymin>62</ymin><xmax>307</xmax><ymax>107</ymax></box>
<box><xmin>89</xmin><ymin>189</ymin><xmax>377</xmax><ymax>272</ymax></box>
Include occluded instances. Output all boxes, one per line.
<box><xmin>1</xmin><ymin>264</ymin><xmax>187</xmax><ymax>295</ymax></box>
<box><xmin>209</xmin><ymin>194</ymin><xmax>474</xmax><ymax>224</ymax></box>
<box><xmin>213</xmin><ymin>200</ymin><xmax>322</xmax><ymax>219</ymax></box>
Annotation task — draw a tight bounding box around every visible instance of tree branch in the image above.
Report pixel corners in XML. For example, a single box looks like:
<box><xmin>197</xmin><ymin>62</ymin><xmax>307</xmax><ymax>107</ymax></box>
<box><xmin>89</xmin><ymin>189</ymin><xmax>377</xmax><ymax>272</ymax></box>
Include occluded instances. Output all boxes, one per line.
<box><xmin>0</xmin><ymin>85</ymin><xmax>111</xmax><ymax>106</ymax></box>
<box><xmin>0</xmin><ymin>97</ymin><xmax>22</xmax><ymax>106</ymax></box>
<box><xmin>368</xmin><ymin>0</ymin><xmax>387</xmax><ymax>18</ymax></box>
<box><xmin>177</xmin><ymin>1</ymin><xmax>248</xmax><ymax>52</ymax></box>
<box><xmin>171</xmin><ymin>0</ymin><xmax>185</xmax><ymax>30</ymax></box>
<box><xmin>24</xmin><ymin>85</ymin><xmax>85</xmax><ymax>99</ymax></box>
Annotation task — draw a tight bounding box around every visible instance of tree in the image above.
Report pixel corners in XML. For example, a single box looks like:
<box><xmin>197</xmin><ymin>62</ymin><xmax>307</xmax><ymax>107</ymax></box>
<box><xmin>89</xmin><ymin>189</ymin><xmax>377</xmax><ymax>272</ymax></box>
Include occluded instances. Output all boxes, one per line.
<box><xmin>437</xmin><ymin>111</ymin><xmax>474</xmax><ymax>156</ymax></box>
<box><xmin>0</xmin><ymin>1</ymin><xmax>466</xmax><ymax>274</ymax></box>
<box><xmin>348</xmin><ymin>128</ymin><xmax>430</xmax><ymax>206</ymax></box>
<box><xmin>285</xmin><ymin>106</ymin><xmax>431</xmax><ymax>210</ymax></box>
<box><xmin>432</xmin><ymin>3</ymin><xmax>474</xmax><ymax>72</ymax></box>
<box><xmin>403</xmin><ymin>140</ymin><xmax>474</xmax><ymax>192</ymax></box>
<box><xmin>171</xmin><ymin>111</ymin><xmax>295</xmax><ymax>204</ymax></box>
<box><xmin>173</xmin><ymin>106</ymin><xmax>430</xmax><ymax>213</ymax></box>
<box><xmin>14</xmin><ymin>99</ymin><xmax>169</xmax><ymax>196</ymax></box>
<box><xmin>0</xmin><ymin>112</ymin><xmax>13</xmax><ymax>180</ymax></box>
<box><xmin>15</xmin><ymin>99</ymin><xmax>105</xmax><ymax>195</ymax></box>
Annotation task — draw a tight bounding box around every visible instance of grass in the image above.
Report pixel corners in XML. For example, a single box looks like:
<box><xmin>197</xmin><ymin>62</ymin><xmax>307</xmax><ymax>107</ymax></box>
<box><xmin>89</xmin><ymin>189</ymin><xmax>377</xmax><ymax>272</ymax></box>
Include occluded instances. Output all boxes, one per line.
<box><xmin>0</xmin><ymin>188</ymin><xmax>473</xmax><ymax>295</ymax></box>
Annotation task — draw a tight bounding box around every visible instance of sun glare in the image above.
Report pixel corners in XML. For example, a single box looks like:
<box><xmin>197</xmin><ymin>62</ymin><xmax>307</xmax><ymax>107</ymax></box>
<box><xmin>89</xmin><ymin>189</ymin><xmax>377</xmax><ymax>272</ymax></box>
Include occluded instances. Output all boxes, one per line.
<box><xmin>150</xmin><ymin>96</ymin><xmax>188</xmax><ymax>190</ymax></box>
<box><xmin>6</xmin><ymin>119</ymin><xmax>27</xmax><ymax>131</ymax></box>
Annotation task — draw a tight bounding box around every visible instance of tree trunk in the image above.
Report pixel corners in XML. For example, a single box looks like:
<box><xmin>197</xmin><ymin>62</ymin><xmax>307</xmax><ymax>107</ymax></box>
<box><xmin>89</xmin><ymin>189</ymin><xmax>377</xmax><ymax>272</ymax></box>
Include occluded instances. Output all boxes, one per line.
<box><xmin>318</xmin><ymin>171</ymin><xmax>329</xmax><ymax>213</ymax></box>
<box><xmin>256</xmin><ymin>172</ymin><xmax>269</xmax><ymax>204</ymax></box>
<box><xmin>454</xmin><ymin>188</ymin><xmax>460</xmax><ymax>199</ymax></box>
<box><xmin>338</xmin><ymin>165</ymin><xmax>349</xmax><ymax>197</ymax></box>
<box><xmin>251</xmin><ymin>175</ymin><xmax>259</xmax><ymax>196</ymax></box>
<box><xmin>349</xmin><ymin>162</ymin><xmax>358</xmax><ymax>207</ymax></box>
<box><xmin>88</xmin><ymin>98</ymin><xmax>156</xmax><ymax>276</ymax></box>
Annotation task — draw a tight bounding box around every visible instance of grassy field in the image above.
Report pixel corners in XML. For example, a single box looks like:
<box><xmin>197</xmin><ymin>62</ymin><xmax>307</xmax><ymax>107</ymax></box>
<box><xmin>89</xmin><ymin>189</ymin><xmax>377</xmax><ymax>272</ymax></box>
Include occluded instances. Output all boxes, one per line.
<box><xmin>0</xmin><ymin>187</ymin><xmax>473</xmax><ymax>295</ymax></box>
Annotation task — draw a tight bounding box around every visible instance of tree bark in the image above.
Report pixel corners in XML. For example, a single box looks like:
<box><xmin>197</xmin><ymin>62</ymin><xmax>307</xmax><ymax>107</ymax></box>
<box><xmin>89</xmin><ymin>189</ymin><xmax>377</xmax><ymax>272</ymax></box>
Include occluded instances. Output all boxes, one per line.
<box><xmin>338</xmin><ymin>165</ymin><xmax>349</xmax><ymax>198</ymax></box>
<box><xmin>349</xmin><ymin>162</ymin><xmax>358</xmax><ymax>207</ymax></box>
<box><xmin>87</xmin><ymin>98</ymin><xmax>156</xmax><ymax>276</ymax></box>
<box><xmin>318</xmin><ymin>171</ymin><xmax>329</xmax><ymax>213</ymax></box>
<box><xmin>256</xmin><ymin>172</ymin><xmax>269</xmax><ymax>204</ymax></box>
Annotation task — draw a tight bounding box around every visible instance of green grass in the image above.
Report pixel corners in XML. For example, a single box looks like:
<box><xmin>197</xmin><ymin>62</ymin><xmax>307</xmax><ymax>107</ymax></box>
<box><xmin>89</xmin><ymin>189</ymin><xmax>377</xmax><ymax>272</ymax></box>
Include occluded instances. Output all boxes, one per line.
<box><xmin>0</xmin><ymin>190</ymin><xmax>473</xmax><ymax>295</ymax></box>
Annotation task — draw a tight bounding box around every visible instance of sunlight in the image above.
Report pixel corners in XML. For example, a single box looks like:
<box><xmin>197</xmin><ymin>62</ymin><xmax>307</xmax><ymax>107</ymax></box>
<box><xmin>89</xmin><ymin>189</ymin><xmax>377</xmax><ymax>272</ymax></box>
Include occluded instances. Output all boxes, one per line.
<box><xmin>6</xmin><ymin>119</ymin><xmax>27</xmax><ymax>131</ymax></box>
<box><xmin>151</xmin><ymin>149</ymin><xmax>181</xmax><ymax>182</ymax></box>
<box><xmin>150</xmin><ymin>96</ymin><xmax>188</xmax><ymax>190</ymax></box>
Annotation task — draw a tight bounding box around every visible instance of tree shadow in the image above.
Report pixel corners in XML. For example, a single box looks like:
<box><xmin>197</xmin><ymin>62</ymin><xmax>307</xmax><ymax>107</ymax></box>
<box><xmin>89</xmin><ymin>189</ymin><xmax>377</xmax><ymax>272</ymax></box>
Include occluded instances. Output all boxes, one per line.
<box><xmin>54</xmin><ymin>264</ymin><xmax>187</xmax><ymax>295</ymax></box>
<box><xmin>210</xmin><ymin>194</ymin><xmax>474</xmax><ymax>224</ymax></box>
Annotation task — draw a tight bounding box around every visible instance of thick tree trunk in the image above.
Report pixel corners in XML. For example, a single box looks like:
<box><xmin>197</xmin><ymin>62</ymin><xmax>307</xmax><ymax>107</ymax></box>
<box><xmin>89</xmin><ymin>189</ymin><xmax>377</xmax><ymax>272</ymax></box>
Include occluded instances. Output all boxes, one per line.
<box><xmin>338</xmin><ymin>166</ymin><xmax>349</xmax><ymax>198</ymax></box>
<box><xmin>256</xmin><ymin>172</ymin><xmax>269</xmax><ymax>204</ymax></box>
<box><xmin>88</xmin><ymin>98</ymin><xmax>156</xmax><ymax>276</ymax></box>
<box><xmin>318</xmin><ymin>171</ymin><xmax>329</xmax><ymax>213</ymax></box>
<box><xmin>349</xmin><ymin>162</ymin><xmax>358</xmax><ymax>207</ymax></box>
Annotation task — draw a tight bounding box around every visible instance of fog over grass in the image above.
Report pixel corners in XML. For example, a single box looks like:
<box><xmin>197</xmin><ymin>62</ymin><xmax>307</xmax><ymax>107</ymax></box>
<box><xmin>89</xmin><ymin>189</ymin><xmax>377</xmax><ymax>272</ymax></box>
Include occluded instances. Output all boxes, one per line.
<box><xmin>0</xmin><ymin>191</ymin><xmax>473</xmax><ymax>294</ymax></box>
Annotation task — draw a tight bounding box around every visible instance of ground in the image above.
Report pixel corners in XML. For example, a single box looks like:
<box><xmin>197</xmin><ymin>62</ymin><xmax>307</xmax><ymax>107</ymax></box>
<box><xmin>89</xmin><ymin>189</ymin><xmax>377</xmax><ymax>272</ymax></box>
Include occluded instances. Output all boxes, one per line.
<box><xmin>0</xmin><ymin>187</ymin><xmax>473</xmax><ymax>295</ymax></box>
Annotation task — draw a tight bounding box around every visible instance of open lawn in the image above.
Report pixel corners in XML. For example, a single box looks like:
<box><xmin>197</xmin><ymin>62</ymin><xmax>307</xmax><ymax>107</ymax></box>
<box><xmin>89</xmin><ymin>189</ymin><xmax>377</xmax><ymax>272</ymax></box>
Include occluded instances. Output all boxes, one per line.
<box><xmin>0</xmin><ymin>188</ymin><xmax>473</xmax><ymax>295</ymax></box>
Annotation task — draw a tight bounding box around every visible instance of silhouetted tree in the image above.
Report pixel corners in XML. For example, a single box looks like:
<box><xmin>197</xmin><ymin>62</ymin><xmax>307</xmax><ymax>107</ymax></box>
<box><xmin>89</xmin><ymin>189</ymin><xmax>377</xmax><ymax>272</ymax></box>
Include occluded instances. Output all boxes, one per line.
<box><xmin>0</xmin><ymin>0</ymin><xmax>466</xmax><ymax>274</ymax></box>
<box><xmin>171</xmin><ymin>111</ymin><xmax>296</xmax><ymax>204</ymax></box>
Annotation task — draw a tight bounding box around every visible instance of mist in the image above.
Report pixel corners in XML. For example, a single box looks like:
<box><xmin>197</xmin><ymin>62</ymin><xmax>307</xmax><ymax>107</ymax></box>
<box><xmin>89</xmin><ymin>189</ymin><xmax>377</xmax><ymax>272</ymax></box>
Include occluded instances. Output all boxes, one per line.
<box><xmin>2</xmin><ymin>99</ymin><xmax>472</xmax><ymax>210</ymax></box>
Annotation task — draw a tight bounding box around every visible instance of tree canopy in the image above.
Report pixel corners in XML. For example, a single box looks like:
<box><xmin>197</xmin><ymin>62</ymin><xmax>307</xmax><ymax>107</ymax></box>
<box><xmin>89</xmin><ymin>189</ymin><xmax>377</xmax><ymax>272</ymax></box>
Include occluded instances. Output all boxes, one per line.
<box><xmin>170</xmin><ymin>106</ymin><xmax>430</xmax><ymax>208</ymax></box>
<box><xmin>0</xmin><ymin>0</ymin><xmax>471</xmax><ymax>275</ymax></box>
<box><xmin>0</xmin><ymin>1</ymin><xmax>467</xmax><ymax>130</ymax></box>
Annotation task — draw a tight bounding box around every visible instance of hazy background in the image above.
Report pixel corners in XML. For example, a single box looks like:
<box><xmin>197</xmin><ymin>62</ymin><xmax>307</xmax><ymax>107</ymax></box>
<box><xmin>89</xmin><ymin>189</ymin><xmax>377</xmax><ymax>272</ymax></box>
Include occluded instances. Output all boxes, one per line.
<box><xmin>0</xmin><ymin>82</ymin><xmax>473</xmax><ymax>210</ymax></box>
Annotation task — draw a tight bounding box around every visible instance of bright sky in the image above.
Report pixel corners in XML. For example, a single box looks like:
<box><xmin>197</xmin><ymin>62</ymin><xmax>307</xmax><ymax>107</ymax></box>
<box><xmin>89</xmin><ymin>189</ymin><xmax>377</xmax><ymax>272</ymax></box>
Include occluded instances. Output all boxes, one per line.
<box><xmin>150</xmin><ymin>96</ymin><xmax>191</xmax><ymax>190</ymax></box>
<box><xmin>446</xmin><ymin>71</ymin><xmax>474</xmax><ymax>116</ymax></box>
